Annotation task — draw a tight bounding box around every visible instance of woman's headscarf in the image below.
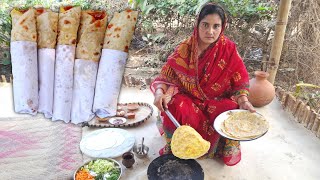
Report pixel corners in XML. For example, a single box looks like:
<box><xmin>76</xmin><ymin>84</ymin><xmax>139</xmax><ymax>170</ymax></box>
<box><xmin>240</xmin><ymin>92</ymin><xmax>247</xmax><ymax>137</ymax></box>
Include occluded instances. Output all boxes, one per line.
<box><xmin>152</xmin><ymin>3</ymin><xmax>249</xmax><ymax>100</ymax></box>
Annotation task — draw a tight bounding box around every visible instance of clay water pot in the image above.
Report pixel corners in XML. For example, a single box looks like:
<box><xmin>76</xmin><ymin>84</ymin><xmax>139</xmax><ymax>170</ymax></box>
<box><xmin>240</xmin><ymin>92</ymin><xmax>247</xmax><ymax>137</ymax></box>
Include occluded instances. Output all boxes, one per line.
<box><xmin>248</xmin><ymin>71</ymin><xmax>275</xmax><ymax>107</ymax></box>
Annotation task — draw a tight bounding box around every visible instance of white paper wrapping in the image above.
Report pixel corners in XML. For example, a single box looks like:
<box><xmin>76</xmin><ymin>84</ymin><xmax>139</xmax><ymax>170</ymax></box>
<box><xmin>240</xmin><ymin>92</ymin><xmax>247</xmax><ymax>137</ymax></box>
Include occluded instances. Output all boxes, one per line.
<box><xmin>93</xmin><ymin>49</ymin><xmax>128</xmax><ymax>118</ymax></box>
<box><xmin>52</xmin><ymin>45</ymin><xmax>75</xmax><ymax>122</ymax></box>
<box><xmin>71</xmin><ymin>59</ymin><xmax>98</xmax><ymax>124</ymax></box>
<box><xmin>38</xmin><ymin>48</ymin><xmax>55</xmax><ymax>118</ymax></box>
<box><xmin>10</xmin><ymin>41</ymin><xmax>38</xmax><ymax>115</ymax></box>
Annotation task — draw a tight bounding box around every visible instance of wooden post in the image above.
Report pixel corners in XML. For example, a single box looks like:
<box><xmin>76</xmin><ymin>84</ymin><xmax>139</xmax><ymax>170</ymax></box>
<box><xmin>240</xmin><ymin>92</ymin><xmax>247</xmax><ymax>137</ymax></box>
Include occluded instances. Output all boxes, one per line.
<box><xmin>267</xmin><ymin>0</ymin><xmax>292</xmax><ymax>84</ymax></box>
<box><xmin>0</xmin><ymin>75</ymin><xmax>5</xmax><ymax>82</ymax></box>
<box><xmin>312</xmin><ymin>117</ymin><xmax>320</xmax><ymax>134</ymax></box>
<box><xmin>307</xmin><ymin>110</ymin><xmax>317</xmax><ymax>130</ymax></box>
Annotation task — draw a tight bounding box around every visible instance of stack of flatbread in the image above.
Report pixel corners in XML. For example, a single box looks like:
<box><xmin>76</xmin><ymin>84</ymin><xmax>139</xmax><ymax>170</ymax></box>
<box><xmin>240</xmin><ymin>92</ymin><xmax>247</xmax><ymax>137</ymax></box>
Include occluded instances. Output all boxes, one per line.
<box><xmin>171</xmin><ymin>126</ymin><xmax>210</xmax><ymax>159</ymax></box>
<box><xmin>221</xmin><ymin>111</ymin><xmax>269</xmax><ymax>140</ymax></box>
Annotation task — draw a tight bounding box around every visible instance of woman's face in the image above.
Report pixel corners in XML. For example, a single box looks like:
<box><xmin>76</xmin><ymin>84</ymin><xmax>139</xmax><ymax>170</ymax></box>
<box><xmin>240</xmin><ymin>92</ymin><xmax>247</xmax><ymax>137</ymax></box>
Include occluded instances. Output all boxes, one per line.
<box><xmin>198</xmin><ymin>13</ymin><xmax>223</xmax><ymax>46</ymax></box>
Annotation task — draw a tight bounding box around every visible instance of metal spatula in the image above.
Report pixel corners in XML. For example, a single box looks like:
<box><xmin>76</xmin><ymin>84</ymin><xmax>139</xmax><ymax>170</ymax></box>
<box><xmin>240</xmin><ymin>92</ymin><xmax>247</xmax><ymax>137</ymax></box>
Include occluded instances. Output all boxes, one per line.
<box><xmin>164</xmin><ymin>109</ymin><xmax>181</xmax><ymax>128</ymax></box>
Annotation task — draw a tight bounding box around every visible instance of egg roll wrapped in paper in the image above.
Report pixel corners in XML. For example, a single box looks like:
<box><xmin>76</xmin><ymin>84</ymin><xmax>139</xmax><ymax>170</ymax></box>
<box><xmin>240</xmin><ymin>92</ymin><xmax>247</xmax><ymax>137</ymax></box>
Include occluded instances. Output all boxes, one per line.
<box><xmin>36</xmin><ymin>8</ymin><xmax>58</xmax><ymax>118</ymax></box>
<box><xmin>93</xmin><ymin>9</ymin><xmax>138</xmax><ymax>118</ymax></box>
<box><xmin>71</xmin><ymin>10</ymin><xmax>107</xmax><ymax>124</ymax></box>
<box><xmin>10</xmin><ymin>8</ymin><xmax>38</xmax><ymax>115</ymax></box>
<box><xmin>52</xmin><ymin>6</ymin><xmax>81</xmax><ymax>122</ymax></box>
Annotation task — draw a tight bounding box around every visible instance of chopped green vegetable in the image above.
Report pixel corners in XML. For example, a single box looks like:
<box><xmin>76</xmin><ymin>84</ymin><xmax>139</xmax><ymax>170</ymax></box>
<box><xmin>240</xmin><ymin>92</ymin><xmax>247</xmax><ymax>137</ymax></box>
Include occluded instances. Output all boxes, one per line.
<box><xmin>83</xmin><ymin>159</ymin><xmax>121</xmax><ymax>180</ymax></box>
<box><xmin>95</xmin><ymin>174</ymin><xmax>104</xmax><ymax>180</ymax></box>
<box><xmin>107</xmin><ymin>173</ymin><xmax>120</xmax><ymax>180</ymax></box>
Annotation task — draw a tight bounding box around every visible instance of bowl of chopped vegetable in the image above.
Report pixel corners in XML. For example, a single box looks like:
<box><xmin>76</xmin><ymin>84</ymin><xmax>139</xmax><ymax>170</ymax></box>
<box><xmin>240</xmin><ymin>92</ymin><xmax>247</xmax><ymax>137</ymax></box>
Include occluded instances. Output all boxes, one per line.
<box><xmin>74</xmin><ymin>158</ymin><xmax>122</xmax><ymax>180</ymax></box>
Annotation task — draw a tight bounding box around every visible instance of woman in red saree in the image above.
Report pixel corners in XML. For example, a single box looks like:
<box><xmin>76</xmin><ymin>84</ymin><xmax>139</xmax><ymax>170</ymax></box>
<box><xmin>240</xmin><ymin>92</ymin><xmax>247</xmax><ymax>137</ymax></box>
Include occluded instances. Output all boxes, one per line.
<box><xmin>151</xmin><ymin>3</ymin><xmax>255</xmax><ymax>166</ymax></box>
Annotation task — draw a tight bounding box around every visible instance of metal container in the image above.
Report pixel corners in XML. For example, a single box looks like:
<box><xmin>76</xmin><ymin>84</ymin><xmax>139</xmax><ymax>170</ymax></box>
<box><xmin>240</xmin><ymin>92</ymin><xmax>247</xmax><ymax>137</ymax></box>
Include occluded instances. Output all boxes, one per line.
<box><xmin>133</xmin><ymin>144</ymin><xmax>149</xmax><ymax>158</ymax></box>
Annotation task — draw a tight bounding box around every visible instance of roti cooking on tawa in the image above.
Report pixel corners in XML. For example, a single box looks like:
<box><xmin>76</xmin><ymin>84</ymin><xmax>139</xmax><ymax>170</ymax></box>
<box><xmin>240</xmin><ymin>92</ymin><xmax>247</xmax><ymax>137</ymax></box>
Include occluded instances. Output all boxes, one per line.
<box><xmin>221</xmin><ymin>111</ymin><xmax>269</xmax><ymax>140</ymax></box>
<box><xmin>171</xmin><ymin>125</ymin><xmax>210</xmax><ymax>159</ymax></box>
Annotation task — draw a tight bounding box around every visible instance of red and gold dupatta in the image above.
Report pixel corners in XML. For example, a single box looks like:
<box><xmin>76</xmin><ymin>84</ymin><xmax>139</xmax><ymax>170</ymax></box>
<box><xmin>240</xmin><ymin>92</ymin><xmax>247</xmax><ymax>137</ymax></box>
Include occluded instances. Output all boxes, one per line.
<box><xmin>151</xmin><ymin>6</ymin><xmax>250</xmax><ymax>165</ymax></box>
<box><xmin>151</xmin><ymin>25</ymin><xmax>249</xmax><ymax>100</ymax></box>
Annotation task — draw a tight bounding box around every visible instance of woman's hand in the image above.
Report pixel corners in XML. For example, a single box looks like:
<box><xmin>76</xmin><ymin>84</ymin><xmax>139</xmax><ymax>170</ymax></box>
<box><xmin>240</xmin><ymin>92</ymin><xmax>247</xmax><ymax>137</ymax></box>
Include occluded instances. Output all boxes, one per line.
<box><xmin>239</xmin><ymin>101</ymin><xmax>256</xmax><ymax>113</ymax></box>
<box><xmin>237</xmin><ymin>95</ymin><xmax>256</xmax><ymax>113</ymax></box>
<box><xmin>153</xmin><ymin>91</ymin><xmax>171</xmax><ymax>112</ymax></box>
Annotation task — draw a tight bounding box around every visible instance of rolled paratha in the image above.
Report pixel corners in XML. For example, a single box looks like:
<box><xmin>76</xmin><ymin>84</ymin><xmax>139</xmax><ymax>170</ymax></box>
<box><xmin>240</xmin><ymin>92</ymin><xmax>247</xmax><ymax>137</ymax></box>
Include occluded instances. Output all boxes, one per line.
<box><xmin>76</xmin><ymin>10</ymin><xmax>107</xmax><ymax>61</ymax></box>
<box><xmin>103</xmin><ymin>9</ymin><xmax>138</xmax><ymax>52</ymax></box>
<box><xmin>92</xmin><ymin>9</ymin><xmax>138</xmax><ymax>118</ymax></box>
<box><xmin>171</xmin><ymin>125</ymin><xmax>210</xmax><ymax>159</ymax></box>
<box><xmin>57</xmin><ymin>6</ymin><xmax>81</xmax><ymax>46</ymax></box>
<box><xmin>11</xmin><ymin>8</ymin><xmax>37</xmax><ymax>42</ymax></box>
<box><xmin>221</xmin><ymin>111</ymin><xmax>269</xmax><ymax>139</ymax></box>
<box><xmin>36</xmin><ymin>8</ymin><xmax>58</xmax><ymax>49</ymax></box>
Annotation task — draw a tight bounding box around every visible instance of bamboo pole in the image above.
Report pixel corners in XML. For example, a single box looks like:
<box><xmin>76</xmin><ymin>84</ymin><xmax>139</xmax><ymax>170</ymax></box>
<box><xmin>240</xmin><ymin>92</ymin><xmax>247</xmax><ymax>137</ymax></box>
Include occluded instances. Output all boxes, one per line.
<box><xmin>267</xmin><ymin>0</ymin><xmax>292</xmax><ymax>84</ymax></box>
<box><xmin>1</xmin><ymin>75</ymin><xmax>6</xmax><ymax>82</ymax></box>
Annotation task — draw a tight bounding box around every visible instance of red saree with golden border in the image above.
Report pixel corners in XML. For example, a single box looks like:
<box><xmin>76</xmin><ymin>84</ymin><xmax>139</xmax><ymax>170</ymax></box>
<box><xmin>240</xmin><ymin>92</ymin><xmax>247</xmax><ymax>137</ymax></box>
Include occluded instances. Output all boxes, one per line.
<box><xmin>151</xmin><ymin>27</ymin><xmax>249</xmax><ymax>165</ymax></box>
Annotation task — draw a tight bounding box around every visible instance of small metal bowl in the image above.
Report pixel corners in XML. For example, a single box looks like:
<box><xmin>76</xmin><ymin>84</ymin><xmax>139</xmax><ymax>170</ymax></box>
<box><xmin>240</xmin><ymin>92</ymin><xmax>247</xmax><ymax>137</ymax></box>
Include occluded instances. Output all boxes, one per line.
<box><xmin>133</xmin><ymin>144</ymin><xmax>149</xmax><ymax>158</ymax></box>
<box><xmin>74</xmin><ymin>158</ymin><xmax>122</xmax><ymax>180</ymax></box>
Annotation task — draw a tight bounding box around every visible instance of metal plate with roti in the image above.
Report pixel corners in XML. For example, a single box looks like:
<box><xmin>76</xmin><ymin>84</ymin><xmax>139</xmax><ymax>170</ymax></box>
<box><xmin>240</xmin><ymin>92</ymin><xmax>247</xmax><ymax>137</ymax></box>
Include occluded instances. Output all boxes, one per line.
<box><xmin>213</xmin><ymin>109</ymin><xmax>269</xmax><ymax>141</ymax></box>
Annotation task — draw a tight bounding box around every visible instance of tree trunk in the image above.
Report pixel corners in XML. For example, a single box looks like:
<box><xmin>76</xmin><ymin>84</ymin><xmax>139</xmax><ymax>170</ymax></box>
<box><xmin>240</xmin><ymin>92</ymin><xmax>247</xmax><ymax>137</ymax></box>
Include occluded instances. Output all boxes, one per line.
<box><xmin>267</xmin><ymin>0</ymin><xmax>292</xmax><ymax>84</ymax></box>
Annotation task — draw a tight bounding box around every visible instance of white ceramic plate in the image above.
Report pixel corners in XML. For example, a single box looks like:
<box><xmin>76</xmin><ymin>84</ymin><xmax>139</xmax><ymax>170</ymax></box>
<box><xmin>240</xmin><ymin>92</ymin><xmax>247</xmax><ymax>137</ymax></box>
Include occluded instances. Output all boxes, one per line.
<box><xmin>213</xmin><ymin>109</ymin><xmax>268</xmax><ymax>141</ymax></box>
<box><xmin>109</xmin><ymin>117</ymin><xmax>127</xmax><ymax>125</ymax></box>
<box><xmin>80</xmin><ymin>128</ymin><xmax>135</xmax><ymax>158</ymax></box>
